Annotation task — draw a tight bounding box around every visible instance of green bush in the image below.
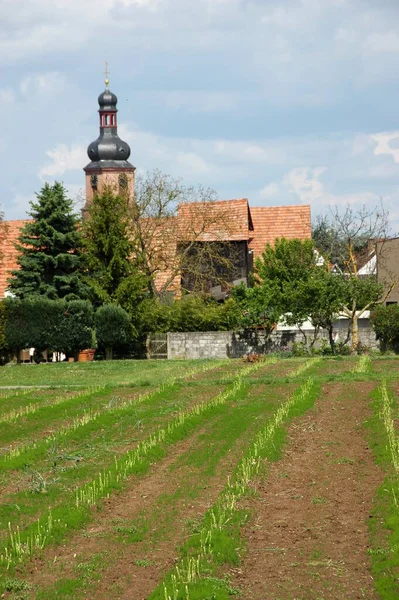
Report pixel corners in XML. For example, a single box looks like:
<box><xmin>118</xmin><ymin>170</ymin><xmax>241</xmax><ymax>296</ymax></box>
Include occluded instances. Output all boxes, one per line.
<box><xmin>0</xmin><ymin>300</ymin><xmax>10</xmax><ymax>365</ymax></box>
<box><xmin>52</xmin><ymin>300</ymin><xmax>94</xmax><ymax>360</ymax></box>
<box><xmin>4</xmin><ymin>298</ymin><xmax>94</xmax><ymax>362</ymax></box>
<box><xmin>371</xmin><ymin>304</ymin><xmax>399</xmax><ymax>352</ymax></box>
<box><xmin>95</xmin><ymin>304</ymin><xmax>132</xmax><ymax>360</ymax></box>
<box><xmin>170</xmin><ymin>296</ymin><xmax>240</xmax><ymax>332</ymax></box>
<box><xmin>134</xmin><ymin>295</ymin><xmax>240</xmax><ymax>337</ymax></box>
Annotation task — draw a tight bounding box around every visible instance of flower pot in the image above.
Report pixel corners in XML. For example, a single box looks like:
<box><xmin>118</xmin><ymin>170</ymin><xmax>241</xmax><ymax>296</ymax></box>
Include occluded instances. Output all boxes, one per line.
<box><xmin>78</xmin><ymin>349</ymin><xmax>96</xmax><ymax>362</ymax></box>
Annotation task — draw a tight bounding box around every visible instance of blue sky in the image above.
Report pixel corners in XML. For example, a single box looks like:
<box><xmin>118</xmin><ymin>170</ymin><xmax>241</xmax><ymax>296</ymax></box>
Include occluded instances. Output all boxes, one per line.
<box><xmin>2</xmin><ymin>0</ymin><xmax>399</xmax><ymax>231</ymax></box>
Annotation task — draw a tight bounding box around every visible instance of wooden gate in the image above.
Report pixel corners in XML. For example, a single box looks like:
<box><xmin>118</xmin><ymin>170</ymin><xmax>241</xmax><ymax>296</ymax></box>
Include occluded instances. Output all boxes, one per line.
<box><xmin>147</xmin><ymin>333</ymin><xmax>168</xmax><ymax>359</ymax></box>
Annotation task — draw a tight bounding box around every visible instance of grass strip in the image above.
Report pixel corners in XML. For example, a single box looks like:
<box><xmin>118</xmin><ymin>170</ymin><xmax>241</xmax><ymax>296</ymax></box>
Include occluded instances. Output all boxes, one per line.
<box><xmin>351</xmin><ymin>355</ymin><xmax>371</xmax><ymax>374</ymax></box>
<box><xmin>0</xmin><ymin>360</ymin><xmax>269</xmax><ymax>573</ymax></box>
<box><xmin>287</xmin><ymin>357</ymin><xmax>322</xmax><ymax>379</ymax></box>
<box><xmin>0</xmin><ymin>359</ymin><xmax>216</xmax><ymax>388</ymax></box>
<box><xmin>367</xmin><ymin>381</ymin><xmax>399</xmax><ymax>600</ymax></box>
<box><xmin>151</xmin><ymin>377</ymin><xmax>320</xmax><ymax>600</ymax></box>
<box><xmin>0</xmin><ymin>388</ymin><xmax>97</xmax><ymax>425</ymax></box>
<box><xmin>0</xmin><ymin>360</ymin><xmax>226</xmax><ymax>470</ymax></box>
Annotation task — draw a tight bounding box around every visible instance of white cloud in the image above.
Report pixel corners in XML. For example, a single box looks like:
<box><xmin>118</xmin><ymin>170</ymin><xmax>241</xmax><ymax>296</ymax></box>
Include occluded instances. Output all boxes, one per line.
<box><xmin>366</xmin><ymin>31</ymin><xmax>399</xmax><ymax>54</ymax></box>
<box><xmin>0</xmin><ymin>88</ymin><xmax>15</xmax><ymax>103</ymax></box>
<box><xmin>372</xmin><ymin>131</ymin><xmax>399</xmax><ymax>164</ymax></box>
<box><xmin>39</xmin><ymin>144</ymin><xmax>88</xmax><ymax>179</ymax></box>
<box><xmin>258</xmin><ymin>165</ymin><xmax>380</xmax><ymax>213</ymax></box>
<box><xmin>19</xmin><ymin>72</ymin><xmax>67</xmax><ymax>99</ymax></box>
<box><xmin>176</xmin><ymin>151</ymin><xmax>213</xmax><ymax>175</ymax></box>
<box><xmin>284</xmin><ymin>167</ymin><xmax>327</xmax><ymax>204</ymax></box>
<box><xmin>259</xmin><ymin>182</ymin><xmax>281</xmax><ymax>200</ymax></box>
<box><xmin>156</xmin><ymin>90</ymin><xmax>240</xmax><ymax>113</ymax></box>
<box><xmin>6</xmin><ymin>194</ymin><xmax>34</xmax><ymax>220</ymax></box>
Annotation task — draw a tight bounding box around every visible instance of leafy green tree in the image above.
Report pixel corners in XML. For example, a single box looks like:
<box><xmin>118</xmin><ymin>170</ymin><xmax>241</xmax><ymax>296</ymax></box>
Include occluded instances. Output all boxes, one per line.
<box><xmin>312</xmin><ymin>204</ymin><xmax>391</xmax><ymax>350</ymax></box>
<box><xmin>256</xmin><ymin>238</ymin><xmax>317</xmax><ymax>288</ymax></box>
<box><xmin>82</xmin><ymin>185</ymin><xmax>149</xmax><ymax>307</ymax></box>
<box><xmin>231</xmin><ymin>282</ymin><xmax>282</xmax><ymax>334</ymax></box>
<box><xmin>235</xmin><ymin>238</ymin><xmax>350</xmax><ymax>353</ymax></box>
<box><xmin>52</xmin><ymin>300</ymin><xmax>94</xmax><ymax>360</ymax></box>
<box><xmin>303</xmin><ymin>268</ymin><xmax>348</xmax><ymax>354</ymax></box>
<box><xmin>8</xmin><ymin>182</ymin><xmax>88</xmax><ymax>300</ymax></box>
<box><xmin>95</xmin><ymin>304</ymin><xmax>132</xmax><ymax>360</ymax></box>
<box><xmin>247</xmin><ymin>238</ymin><xmax>317</xmax><ymax>341</ymax></box>
<box><xmin>370</xmin><ymin>304</ymin><xmax>399</xmax><ymax>352</ymax></box>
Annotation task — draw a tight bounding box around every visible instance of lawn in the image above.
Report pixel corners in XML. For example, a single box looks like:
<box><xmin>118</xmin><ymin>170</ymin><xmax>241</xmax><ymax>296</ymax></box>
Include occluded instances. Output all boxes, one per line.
<box><xmin>0</xmin><ymin>356</ymin><xmax>398</xmax><ymax>600</ymax></box>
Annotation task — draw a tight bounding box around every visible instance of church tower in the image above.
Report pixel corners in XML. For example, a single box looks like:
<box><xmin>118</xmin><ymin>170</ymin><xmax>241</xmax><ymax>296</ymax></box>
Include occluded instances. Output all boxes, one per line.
<box><xmin>84</xmin><ymin>74</ymin><xmax>135</xmax><ymax>206</ymax></box>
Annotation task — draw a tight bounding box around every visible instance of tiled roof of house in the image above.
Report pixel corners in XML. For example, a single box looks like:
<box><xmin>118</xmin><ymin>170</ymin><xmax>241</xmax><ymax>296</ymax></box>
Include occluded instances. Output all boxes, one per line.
<box><xmin>0</xmin><ymin>202</ymin><xmax>312</xmax><ymax>298</ymax></box>
<box><xmin>249</xmin><ymin>205</ymin><xmax>311</xmax><ymax>258</ymax></box>
<box><xmin>178</xmin><ymin>198</ymin><xmax>252</xmax><ymax>242</ymax></box>
<box><xmin>0</xmin><ymin>220</ymin><xmax>29</xmax><ymax>298</ymax></box>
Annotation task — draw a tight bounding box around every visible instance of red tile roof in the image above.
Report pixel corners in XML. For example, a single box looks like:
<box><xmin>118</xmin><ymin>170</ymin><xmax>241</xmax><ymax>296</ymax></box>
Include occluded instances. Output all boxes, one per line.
<box><xmin>0</xmin><ymin>203</ymin><xmax>311</xmax><ymax>298</ymax></box>
<box><xmin>178</xmin><ymin>198</ymin><xmax>252</xmax><ymax>242</ymax></box>
<box><xmin>249</xmin><ymin>205</ymin><xmax>311</xmax><ymax>258</ymax></box>
<box><xmin>0</xmin><ymin>220</ymin><xmax>29</xmax><ymax>298</ymax></box>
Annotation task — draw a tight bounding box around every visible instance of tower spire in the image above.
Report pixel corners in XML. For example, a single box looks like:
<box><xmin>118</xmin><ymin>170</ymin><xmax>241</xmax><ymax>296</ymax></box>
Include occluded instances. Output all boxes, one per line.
<box><xmin>104</xmin><ymin>61</ymin><xmax>110</xmax><ymax>89</ymax></box>
<box><xmin>84</xmin><ymin>78</ymin><xmax>136</xmax><ymax>207</ymax></box>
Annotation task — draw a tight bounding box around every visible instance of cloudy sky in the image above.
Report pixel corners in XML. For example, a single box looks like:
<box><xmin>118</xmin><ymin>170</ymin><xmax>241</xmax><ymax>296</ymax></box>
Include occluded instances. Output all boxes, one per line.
<box><xmin>2</xmin><ymin>0</ymin><xmax>399</xmax><ymax>230</ymax></box>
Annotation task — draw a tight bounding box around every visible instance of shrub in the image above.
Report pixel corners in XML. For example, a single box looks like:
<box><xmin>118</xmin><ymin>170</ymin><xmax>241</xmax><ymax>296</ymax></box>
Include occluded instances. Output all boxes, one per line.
<box><xmin>371</xmin><ymin>304</ymin><xmax>399</xmax><ymax>352</ymax></box>
<box><xmin>170</xmin><ymin>296</ymin><xmax>240</xmax><ymax>332</ymax></box>
<box><xmin>52</xmin><ymin>300</ymin><xmax>94</xmax><ymax>360</ymax></box>
<box><xmin>95</xmin><ymin>304</ymin><xmax>132</xmax><ymax>359</ymax></box>
<box><xmin>4</xmin><ymin>297</ymin><xmax>94</xmax><ymax>362</ymax></box>
<box><xmin>0</xmin><ymin>300</ymin><xmax>10</xmax><ymax>365</ymax></box>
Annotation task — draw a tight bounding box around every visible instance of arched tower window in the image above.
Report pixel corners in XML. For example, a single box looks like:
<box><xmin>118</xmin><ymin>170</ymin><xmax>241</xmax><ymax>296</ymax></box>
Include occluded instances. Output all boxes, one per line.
<box><xmin>119</xmin><ymin>173</ymin><xmax>128</xmax><ymax>194</ymax></box>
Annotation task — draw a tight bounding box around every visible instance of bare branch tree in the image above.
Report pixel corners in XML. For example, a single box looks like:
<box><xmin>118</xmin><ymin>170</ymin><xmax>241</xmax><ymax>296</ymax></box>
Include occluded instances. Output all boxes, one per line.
<box><xmin>130</xmin><ymin>170</ymin><xmax>244</xmax><ymax>299</ymax></box>
<box><xmin>314</xmin><ymin>202</ymin><xmax>397</xmax><ymax>351</ymax></box>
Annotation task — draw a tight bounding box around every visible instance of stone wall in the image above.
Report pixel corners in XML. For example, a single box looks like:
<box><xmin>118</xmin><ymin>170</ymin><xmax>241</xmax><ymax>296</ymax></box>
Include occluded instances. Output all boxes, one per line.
<box><xmin>166</xmin><ymin>322</ymin><xmax>379</xmax><ymax>359</ymax></box>
<box><xmin>167</xmin><ymin>331</ymin><xmax>232</xmax><ymax>359</ymax></box>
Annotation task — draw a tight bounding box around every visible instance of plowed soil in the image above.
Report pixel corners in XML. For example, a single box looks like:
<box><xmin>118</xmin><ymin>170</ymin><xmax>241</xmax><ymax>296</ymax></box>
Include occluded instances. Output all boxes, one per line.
<box><xmin>230</xmin><ymin>382</ymin><xmax>383</xmax><ymax>600</ymax></box>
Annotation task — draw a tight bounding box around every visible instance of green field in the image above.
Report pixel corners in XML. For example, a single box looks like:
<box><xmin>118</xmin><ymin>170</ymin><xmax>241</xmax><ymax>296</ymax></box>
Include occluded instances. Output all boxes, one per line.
<box><xmin>0</xmin><ymin>356</ymin><xmax>398</xmax><ymax>599</ymax></box>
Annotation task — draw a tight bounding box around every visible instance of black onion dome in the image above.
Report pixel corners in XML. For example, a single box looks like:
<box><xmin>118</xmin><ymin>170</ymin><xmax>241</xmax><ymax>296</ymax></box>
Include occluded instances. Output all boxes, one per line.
<box><xmin>98</xmin><ymin>89</ymin><xmax>118</xmax><ymax>111</ymax></box>
<box><xmin>85</xmin><ymin>85</ymin><xmax>133</xmax><ymax>166</ymax></box>
<box><xmin>87</xmin><ymin>134</ymin><xmax>131</xmax><ymax>162</ymax></box>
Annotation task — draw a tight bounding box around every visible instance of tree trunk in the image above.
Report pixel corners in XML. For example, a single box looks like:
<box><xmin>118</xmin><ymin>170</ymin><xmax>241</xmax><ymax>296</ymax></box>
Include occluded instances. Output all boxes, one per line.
<box><xmin>328</xmin><ymin>326</ymin><xmax>335</xmax><ymax>355</ymax></box>
<box><xmin>105</xmin><ymin>346</ymin><xmax>113</xmax><ymax>360</ymax></box>
<box><xmin>299</xmin><ymin>326</ymin><xmax>311</xmax><ymax>356</ymax></box>
<box><xmin>351</xmin><ymin>312</ymin><xmax>359</xmax><ymax>353</ymax></box>
<box><xmin>16</xmin><ymin>349</ymin><xmax>21</xmax><ymax>365</ymax></box>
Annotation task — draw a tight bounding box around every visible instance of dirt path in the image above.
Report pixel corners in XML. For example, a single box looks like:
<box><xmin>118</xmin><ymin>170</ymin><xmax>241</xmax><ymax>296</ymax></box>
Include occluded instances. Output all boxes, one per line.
<box><xmin>231</xmin><ymin>382</ymin><xmax>383</xmax><ymax>600</ymax></box>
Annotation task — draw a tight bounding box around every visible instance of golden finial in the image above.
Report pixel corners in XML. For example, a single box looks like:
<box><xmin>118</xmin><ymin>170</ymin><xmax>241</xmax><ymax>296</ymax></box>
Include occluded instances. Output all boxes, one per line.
<box><xmin>104</xmin><ymin>61</ymin><xmax>110</xmax><ymax>88</ymax></box>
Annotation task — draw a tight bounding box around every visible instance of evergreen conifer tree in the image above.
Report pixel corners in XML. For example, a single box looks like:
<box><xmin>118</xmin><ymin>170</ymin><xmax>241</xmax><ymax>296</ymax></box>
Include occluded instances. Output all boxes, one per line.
<box><xmin>8</xmin><ymin>182</ymin><xmax>88</xmax><ymax>300</ymax></box>
<box><xmin>81</xmin><ymin>184</ymin><xmax>148</xmax><ymax>307</ymax></box>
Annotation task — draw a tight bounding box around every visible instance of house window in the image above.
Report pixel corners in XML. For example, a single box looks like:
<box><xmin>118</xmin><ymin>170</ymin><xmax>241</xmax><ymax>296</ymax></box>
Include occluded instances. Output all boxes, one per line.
<box><xmin>386</xmin><ymin>301</ymin><xmax>398</xmax><ymax>306</ymax></box>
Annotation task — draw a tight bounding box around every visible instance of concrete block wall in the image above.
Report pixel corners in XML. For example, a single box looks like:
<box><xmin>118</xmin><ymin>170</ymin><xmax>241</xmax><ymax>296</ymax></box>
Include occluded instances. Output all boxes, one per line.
<box><xmin>166</xmin><ymin>324</ymin><xmax>379</xmax><ymax>360</ymax></box>
<box><xmin>167</xmin><ymin>331</ymin><xmax>232</xmax><ymax>359</ymax></box>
